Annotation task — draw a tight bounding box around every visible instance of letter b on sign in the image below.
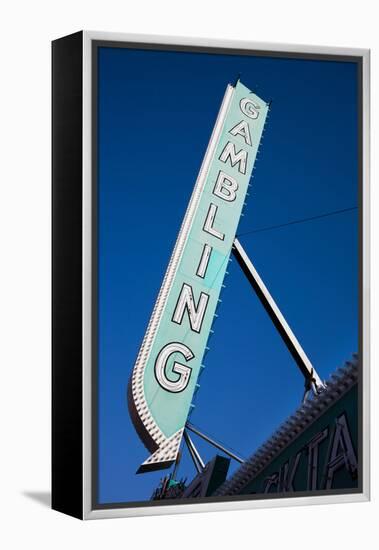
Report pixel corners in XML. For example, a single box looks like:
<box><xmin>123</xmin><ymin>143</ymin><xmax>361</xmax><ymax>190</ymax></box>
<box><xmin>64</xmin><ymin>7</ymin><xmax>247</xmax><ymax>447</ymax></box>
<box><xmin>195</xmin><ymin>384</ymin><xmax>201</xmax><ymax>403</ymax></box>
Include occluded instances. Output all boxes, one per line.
<box><xmin>213</xmin><ymin>170</ymin><xmax>238</xmax><ymax>202</ymax></box>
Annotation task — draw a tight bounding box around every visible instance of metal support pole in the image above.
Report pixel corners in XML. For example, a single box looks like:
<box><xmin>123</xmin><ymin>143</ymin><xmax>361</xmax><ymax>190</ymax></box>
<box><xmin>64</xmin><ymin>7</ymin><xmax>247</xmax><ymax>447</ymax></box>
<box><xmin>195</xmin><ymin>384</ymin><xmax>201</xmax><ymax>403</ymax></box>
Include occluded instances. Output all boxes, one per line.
<box><xmin>183</xmin><ymin>430</ymin><xmax>205</xmax><ymax>473</ymax></box>
<box><xmin>171</xmin><ymin>447</ymin><xmax>182</xmax><ymax>479</ymax></box>
<box><xmin>186</xmin><ymin>422</ymin><xmax>245</xmax><ymax>464</ymax></box>
<box><xmin>232</xmin><ymin>238</ymin><xmax>325</xmax><ymax>394</ymax></box>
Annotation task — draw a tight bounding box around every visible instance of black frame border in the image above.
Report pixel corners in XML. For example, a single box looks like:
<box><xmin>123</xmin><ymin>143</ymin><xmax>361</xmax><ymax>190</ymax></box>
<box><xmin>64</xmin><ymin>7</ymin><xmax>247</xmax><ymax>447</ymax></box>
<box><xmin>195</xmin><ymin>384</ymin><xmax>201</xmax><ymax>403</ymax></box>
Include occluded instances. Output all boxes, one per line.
<box><xmin>52</xmin><ymin>30</ymin><xmax>84</xmax><ymax>519</ymax></box>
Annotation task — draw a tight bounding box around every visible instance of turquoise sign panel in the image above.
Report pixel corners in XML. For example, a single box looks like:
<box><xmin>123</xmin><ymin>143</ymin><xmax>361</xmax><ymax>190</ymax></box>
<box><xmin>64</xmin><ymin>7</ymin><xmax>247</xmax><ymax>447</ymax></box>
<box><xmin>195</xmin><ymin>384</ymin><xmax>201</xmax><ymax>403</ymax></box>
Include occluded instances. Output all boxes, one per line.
<box><xmin>128</xmin><ymin>81</ymin><xmax>269</xmax><ymax>472</ymax></box>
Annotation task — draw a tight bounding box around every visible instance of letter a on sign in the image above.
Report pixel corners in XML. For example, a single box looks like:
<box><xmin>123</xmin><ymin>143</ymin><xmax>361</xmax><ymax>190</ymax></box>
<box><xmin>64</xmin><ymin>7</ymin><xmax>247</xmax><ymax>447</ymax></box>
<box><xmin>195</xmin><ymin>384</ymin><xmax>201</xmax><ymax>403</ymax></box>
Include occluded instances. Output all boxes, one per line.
<box><xmin>128</xmin><ymin>80</ymin><xmax>268</xmax><ymax>473</ymax></box>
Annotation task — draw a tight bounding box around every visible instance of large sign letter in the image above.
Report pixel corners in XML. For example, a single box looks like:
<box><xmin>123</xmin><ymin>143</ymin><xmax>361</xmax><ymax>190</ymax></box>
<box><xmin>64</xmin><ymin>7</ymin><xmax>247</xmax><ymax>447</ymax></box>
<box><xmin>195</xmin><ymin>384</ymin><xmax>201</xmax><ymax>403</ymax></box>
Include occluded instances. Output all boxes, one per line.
<box><xmin>154</xmin><ymin>342</ymin><xmax>194</xmax><ymax>393</ymax></box>
<box><xmin>306</xmin><ymin>429</ymin><xmax>328</xmax><ymax>490</ymax></box>
<box><xmin>324</xmin><ymin>413</ymin><xmax>357</xmax><ymax>489</ymax></box>
<box><xmin>213</xmin><ymin>171</ymin><xmax>238</xmax><ymax>202</ymax></box>
<box><xmin>240</xmin><ymin>97</ymin><xmax>260</xmax><ymax>119</ymax></box>
<box><xmin>203</xmin><ymin>203</ymin><xmax>225</xmax><ymax>240</ymax></box>
<box><xmin>219</xmin><ymin>142</ymin><xmax>247</xmax><ymax>174</ymax></box>
<box><xmin>172</xmin><ymin>283</ymin><xmax>209</xmax><ymax>333</ymax></box>
<box><xmin>229</xmin><ymin>120</ymin><xmax>252</xmax><ymax>146</ymax></box>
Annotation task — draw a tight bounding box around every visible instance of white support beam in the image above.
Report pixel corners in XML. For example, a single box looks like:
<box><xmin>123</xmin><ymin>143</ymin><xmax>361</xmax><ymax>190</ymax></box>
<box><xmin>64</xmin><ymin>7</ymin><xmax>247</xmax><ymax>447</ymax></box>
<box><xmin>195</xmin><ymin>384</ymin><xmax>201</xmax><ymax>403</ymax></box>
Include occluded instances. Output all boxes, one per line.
<box><xmin>232</xmin><ymin>238</ymin><xmax>324</xmax><ymax>393</ymax></box>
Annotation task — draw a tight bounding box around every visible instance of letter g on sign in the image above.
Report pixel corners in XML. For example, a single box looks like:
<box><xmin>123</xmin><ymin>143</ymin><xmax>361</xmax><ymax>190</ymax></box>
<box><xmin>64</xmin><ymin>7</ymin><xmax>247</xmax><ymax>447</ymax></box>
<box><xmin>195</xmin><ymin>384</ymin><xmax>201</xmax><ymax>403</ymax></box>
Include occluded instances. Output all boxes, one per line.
<box><xmin>240</xmin><ymin>97</ymin><xmax>260</xmax><ymax>119</ymax></box>
<box><xmin>154</xmin><ymin>342</ymin><xmax>194</xmax><ymax>393</ymax></box>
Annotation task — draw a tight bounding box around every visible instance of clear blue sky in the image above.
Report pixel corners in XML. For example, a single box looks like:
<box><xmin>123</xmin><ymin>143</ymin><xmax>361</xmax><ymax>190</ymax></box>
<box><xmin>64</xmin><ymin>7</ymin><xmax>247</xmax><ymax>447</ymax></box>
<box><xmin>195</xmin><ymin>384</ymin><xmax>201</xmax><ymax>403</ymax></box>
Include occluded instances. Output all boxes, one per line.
<box><xmin>97</xmin><ymin>46</ymin><xmax>358</xmax><ymax>504</ymax></box>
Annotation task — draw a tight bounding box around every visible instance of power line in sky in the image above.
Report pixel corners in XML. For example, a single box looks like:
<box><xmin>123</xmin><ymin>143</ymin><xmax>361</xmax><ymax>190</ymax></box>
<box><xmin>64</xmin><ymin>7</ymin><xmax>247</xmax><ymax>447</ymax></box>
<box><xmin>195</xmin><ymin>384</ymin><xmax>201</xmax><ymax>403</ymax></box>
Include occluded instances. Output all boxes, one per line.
<box><xmin>237</xmin><ymin>206</ymin><xmax>358</xmax><ymax>238</ymax></box>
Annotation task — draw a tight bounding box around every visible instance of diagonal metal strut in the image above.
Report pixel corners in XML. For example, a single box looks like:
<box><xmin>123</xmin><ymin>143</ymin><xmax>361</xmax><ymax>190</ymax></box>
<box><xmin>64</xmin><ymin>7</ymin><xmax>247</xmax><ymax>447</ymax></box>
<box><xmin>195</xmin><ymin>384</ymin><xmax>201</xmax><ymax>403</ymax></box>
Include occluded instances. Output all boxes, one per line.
<box><xmin>183</xmin><ymin>429</ymin><xmax>205</xmax><ymax>473</ymax></box>
<box><xmin>186</xmin><ymin>422</ymin><xmax>245</xmax><ymax>463</ymax></box>
<box><xmin>232</xmin><ymin>238</ymin><xmax>324</xmax><ymax>394</ymax></box>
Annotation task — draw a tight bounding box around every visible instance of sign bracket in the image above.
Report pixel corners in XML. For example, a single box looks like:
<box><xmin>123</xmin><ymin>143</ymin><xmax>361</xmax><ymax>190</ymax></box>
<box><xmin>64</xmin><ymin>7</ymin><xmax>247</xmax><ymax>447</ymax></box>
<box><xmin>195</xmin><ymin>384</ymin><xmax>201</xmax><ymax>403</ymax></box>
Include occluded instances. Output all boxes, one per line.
<box><xmin>183</xmin><ymin>430</ymin><xmax>205</xmax><ymax>473</ymax></box>
<box><xmin>232</xmin><ymin>238</ymin><xmax>325</xmax><ymax>396</ymax></box>
<box><xmin>186</xmin><ymin>422</ymin><xmax>245</xmax><ymax>464</ymax></box>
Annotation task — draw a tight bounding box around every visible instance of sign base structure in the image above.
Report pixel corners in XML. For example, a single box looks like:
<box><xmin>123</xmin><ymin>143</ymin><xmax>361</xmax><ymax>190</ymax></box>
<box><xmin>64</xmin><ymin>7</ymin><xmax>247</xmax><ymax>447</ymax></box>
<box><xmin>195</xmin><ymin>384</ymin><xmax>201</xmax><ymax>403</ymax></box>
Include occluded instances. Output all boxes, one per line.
<box><xmin>51</xmin><ymin>30</ymin><xmax>369</xmax><ymax>520</ymax></box>
<box><xmin>150</xmin><ymin>456</ymin><xmax>231</xmax><ymax>501</ymax></box>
